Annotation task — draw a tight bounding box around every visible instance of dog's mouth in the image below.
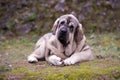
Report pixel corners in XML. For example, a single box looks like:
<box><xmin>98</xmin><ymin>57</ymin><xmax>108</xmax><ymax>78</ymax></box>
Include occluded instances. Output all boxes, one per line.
<box><xmin>58</xmin><ymin>28</ymin><xmax>69</xmax><ymax>46</ymax></box>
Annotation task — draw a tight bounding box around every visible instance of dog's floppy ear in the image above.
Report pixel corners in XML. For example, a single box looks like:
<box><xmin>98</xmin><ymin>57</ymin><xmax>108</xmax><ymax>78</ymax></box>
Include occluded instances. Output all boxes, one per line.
<box><xmin>74</xmin><ymin>23</ymin><xmax>84</xmax><ymax>43</ymax></box>
<box><xmin>52</xmin><ymin>18</ymin><xmax>59</xmax><ymax>35</ymax></box>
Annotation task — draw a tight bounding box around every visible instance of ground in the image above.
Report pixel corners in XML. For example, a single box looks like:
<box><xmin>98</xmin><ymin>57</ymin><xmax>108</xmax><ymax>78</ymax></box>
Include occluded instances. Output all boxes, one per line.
<box><xmin>0</xmin><ymin>32</ymin><xmax>120</xmax><ymax>80</ymax></box>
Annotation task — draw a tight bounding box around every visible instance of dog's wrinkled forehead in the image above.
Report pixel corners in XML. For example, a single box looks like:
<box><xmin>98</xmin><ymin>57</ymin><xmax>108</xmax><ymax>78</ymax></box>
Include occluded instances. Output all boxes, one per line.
<box><xmin>58</xmin><ymin>14</ymin><xmax>79</xmax><ymax>27</ymax></box>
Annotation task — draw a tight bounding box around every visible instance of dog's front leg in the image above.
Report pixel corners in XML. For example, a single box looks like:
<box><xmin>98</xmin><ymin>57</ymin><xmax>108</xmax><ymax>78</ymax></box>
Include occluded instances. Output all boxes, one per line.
<box><xmin>47</xmin><ymin>55</ymin><xmax>63</xmax><ymax>66</ymax></box>
<box><xmin>45</xmin><ymin>47</ymin><xmax>63</xmax><ymax>66</ymax></box>
<box><xmin>45</xmin><ymin>36</ymin><xmax>66</xmax><ymax>66</ymax></box>
<box><xmin>45</xmin><ymin>47</ymin><xmax>64</xmax><ymax>66</ymax></box>
<box><xmin>47</xmin><ymin>36</ymin><xmax>67</xmax><ymax>59</ymax></box>
<box><xmin>63</xmin><ymin>46</ymin><xmax>94</xmax><ymax>65</ymax></box>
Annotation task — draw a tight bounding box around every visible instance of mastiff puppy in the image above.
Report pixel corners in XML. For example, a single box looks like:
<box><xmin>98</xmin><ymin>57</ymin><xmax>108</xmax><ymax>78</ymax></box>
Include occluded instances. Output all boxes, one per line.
<box><xmin>27</xmin><ymin>14</ymin><xmax>93</xmax><ymax>66</ymax></box>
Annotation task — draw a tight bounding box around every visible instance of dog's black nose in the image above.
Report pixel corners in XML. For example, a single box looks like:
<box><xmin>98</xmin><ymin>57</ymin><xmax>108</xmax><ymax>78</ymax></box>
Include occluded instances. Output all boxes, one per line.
<box><xmin>61</xmin><ymin>28</ymin><xmax>67</xmax><ymax>33</ymax></box>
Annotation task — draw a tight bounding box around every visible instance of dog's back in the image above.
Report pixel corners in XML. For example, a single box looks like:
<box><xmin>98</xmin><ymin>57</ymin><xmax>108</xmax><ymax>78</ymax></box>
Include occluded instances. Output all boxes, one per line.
<box><xmin>35</xmin><ymin>33</ymin><xmax>53</xmax><ymax>49</ymax></box>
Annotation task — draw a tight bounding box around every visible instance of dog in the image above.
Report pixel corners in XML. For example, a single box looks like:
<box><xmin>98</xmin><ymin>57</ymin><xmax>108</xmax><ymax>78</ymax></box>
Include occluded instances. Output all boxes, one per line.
<box><xmin>27</xmin><ymin>14</ymin><xmax>94</xmax><ymax>66</ymax></box>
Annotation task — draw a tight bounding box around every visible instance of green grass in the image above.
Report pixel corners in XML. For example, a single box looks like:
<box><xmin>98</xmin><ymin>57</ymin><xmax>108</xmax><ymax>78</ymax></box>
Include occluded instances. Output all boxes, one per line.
<box><xmin>0</xmin><ymin>32</ymin><xmax>120</xmax><ymax>80</ymax></box>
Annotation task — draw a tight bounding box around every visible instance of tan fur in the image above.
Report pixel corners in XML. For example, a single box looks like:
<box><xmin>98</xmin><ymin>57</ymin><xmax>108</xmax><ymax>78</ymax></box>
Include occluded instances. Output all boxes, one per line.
<box><xmin>27</xmin><ymin>14</ymin><xmax>94</xmax><ymax>66</ymax></box>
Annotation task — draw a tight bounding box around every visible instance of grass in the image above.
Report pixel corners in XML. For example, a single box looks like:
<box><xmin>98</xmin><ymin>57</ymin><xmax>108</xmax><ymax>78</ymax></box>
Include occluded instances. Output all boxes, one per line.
<box><xmin>0</xmin><ymin>32</ymin><xmax>120</xmax><ymax>80</ymax></box>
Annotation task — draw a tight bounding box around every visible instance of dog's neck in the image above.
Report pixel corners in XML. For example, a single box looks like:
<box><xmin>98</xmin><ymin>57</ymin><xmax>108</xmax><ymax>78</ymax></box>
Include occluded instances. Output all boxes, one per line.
<box><xmin>62</xmin><ymin>41</ymin><xmax>70</xmax><ymax>48</ymax></box>
<box><xmin>57</xmin><ymin>36</ymin><xmax>69</xmax><ymax>47</ymax></box>
<box><xmin>64</xmin><ymin>40</ymin><xmax>77</xmax><ymax>57</ymax></box>
<box><xmin>56</xmin><ymin>37</ymin><xmax>77</xmax><ymax>57</ymax></box>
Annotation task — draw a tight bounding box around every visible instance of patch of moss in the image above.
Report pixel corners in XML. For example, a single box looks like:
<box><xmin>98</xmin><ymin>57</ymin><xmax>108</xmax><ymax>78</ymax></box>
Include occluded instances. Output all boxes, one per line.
<box><xmin>3</xmin><ymin>59</ymin><xmax>120</xmax><ymax>80</ymax></box>
<box><xmin>0</xmin><ymin>74</ymin><xmax>5</xmax><ymax>80</ymax></box>
<box><xmin>88</xmin><ymin>31</ymin><xmax>120</xmax><ymax>60</ymax></box>
<box><xmin>0</xmin><ymin>66</ymin><xmax>12</xmax><ymax>73</ymax></box>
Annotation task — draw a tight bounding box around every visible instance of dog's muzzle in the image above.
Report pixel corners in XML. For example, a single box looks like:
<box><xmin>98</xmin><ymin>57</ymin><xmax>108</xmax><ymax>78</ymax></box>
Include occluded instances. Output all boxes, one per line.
<box><xmin>59</xmin><ymin>27</ymin><xmax>67</xmax><ymax>38</ymax></box>
<box><xmin>58</xmin><ymin>27</ymin><xmax>68</xmax><ymax>46</ymax></box>
<box><xmin>60</xmin><ymin>28</ymin><xmax>67</xmax><ymax>34</ymax></box>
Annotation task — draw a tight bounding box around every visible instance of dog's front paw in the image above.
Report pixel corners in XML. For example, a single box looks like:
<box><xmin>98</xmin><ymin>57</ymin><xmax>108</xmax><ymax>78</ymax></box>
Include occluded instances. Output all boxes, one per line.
<box><xmin>27</xmin><ymin>56</ymin><xmax>38</xmax><ymax>63</ymax></box>
<box><xmin>48</xmin><ymin>55</ymin><xmax>63</xmax><ymax>66</ymax></box>
<box><xmin>63</xmin><ymin>58</ymin><xmax>75</xmax><ymax>65</ymax></box>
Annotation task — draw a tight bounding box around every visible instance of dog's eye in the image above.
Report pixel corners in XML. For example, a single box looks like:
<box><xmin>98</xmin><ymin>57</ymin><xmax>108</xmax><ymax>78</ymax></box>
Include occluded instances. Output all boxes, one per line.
<box><xmin>69</xmin><ymin>25</ymin><xmax>74</xmax><ymax>32</ymax></box>
<box><xmin>69</xmin><ymin>25</ymin><xmax>73</xmax><ymax>29</ymax></box>
<box><xmin>60</xmin><ymin>21</ymin><xmax>65</xmax><ymax>25</ymax></box>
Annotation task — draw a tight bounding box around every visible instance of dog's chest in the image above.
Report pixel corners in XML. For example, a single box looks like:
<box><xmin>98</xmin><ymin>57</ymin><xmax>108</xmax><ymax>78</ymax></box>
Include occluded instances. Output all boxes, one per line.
<box><xmin>56</xmin><ymin>40</ymin><xmax>77</xmax><ymax>57</ymax></box>
<box><xmin>64</xmin><ymin>43</ymin><xmax>77</xmax><ymax>57</ymax></box>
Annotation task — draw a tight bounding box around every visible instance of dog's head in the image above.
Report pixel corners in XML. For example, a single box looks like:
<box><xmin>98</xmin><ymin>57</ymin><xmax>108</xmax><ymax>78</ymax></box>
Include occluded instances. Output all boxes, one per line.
<box><xmin>52</xmin><ymin>14</ymin><xmax>84</xmax><ymax>46</ymax></box>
